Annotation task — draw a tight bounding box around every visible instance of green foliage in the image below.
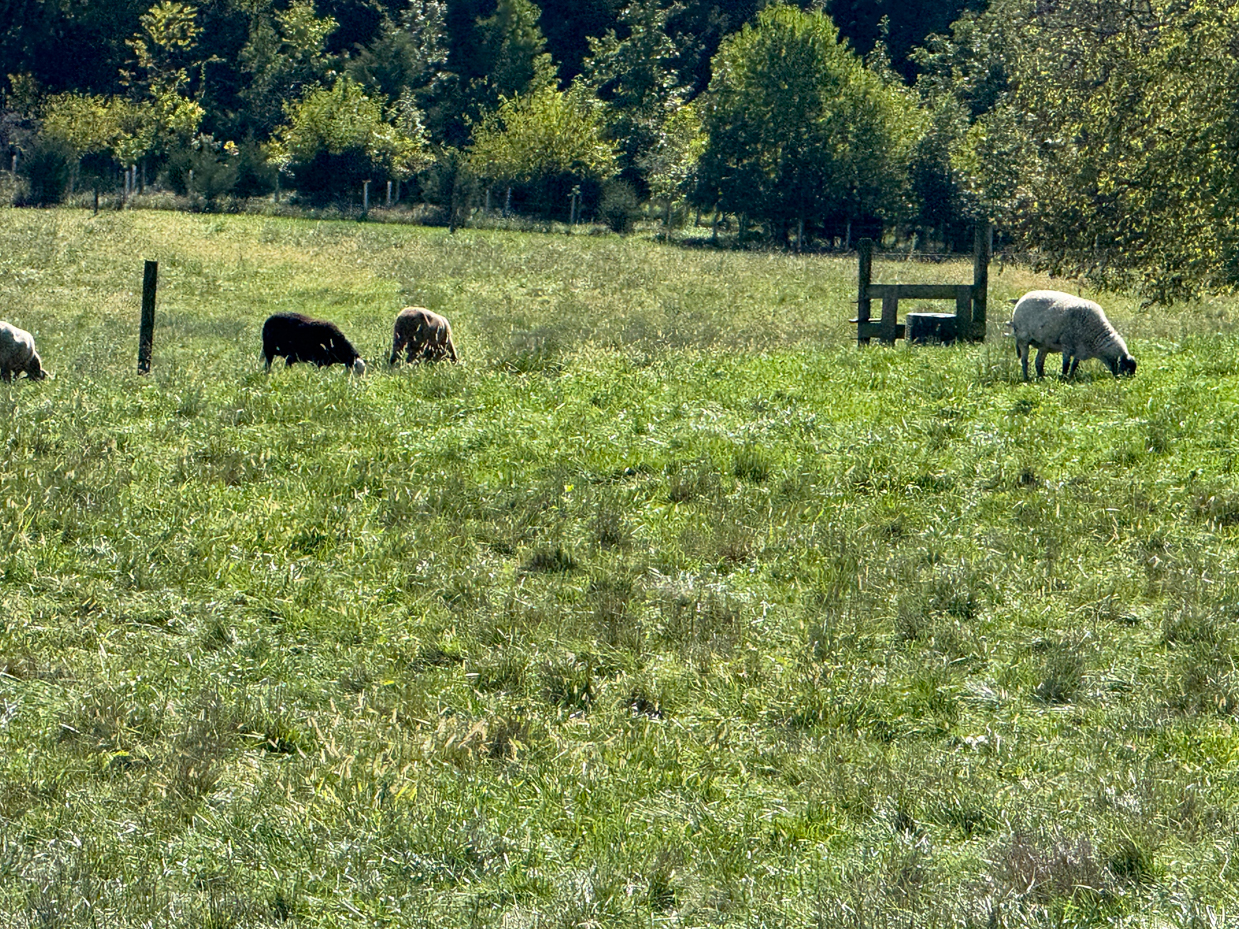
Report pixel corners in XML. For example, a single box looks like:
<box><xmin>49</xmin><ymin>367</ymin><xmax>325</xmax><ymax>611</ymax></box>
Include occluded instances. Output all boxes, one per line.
<box><xmin>695</xmin><ymin>3</ymin><xmax>920</xmax><ymax>244</ymax></box>
<box><xmin>908</xmin><ymin>96</ymin><xmax>972</xmax><ymax>250</ymax></box>
<box><xmin>472</xmin><ymin>0</ymin><xmax>556</xmax><ymax>112</ymax></box>
<box><xmin>238</xmin><ymin>0</ymin><xmax>339</xmax><ymax>136</ymax></box>
<box><xmin>343</xmin><ymin>0</ymin><xmax>449</xmax><ymax>108</ymax></box>
<box><xmin>582</xmin><ymin>0</ymin><xmax>689</xmax><ymax>192</ymax></box>
<box><xmin>40</xmin><ymin>92</ymin><xmax>159</xmax><ymax>175</ymax></box>
<box><xmin>121</xmin><ymin>0</ymin><xmax>204</xmax><ymax>148</ymax></box>
<box><xmin>468</xmin><ymin>82</ymin><xmax>617</xmax><ymax>219</ymax></box>
<box><xmin>598</xmin><ymin>177</ymin><xmax>641</xmax><ymax>232</ymax></box>
<box><xmin>162</xmin><ymin>135</ymin><xmax>240</xmax><ymax>205</ymax></box>
<box><xmin>273</xmin><ymin>76</ymin><xmax>431</xmax><ymax>202</ymax></box>
<box><xmin>13</xmin><ymin>132</ymin><xmax>74</xmax><ymax>205</ymax></box>
<box><xmin>231</xmin><ymin>135</ymin><xmax>279</xmax><ymax>199</ymax></box>
<box><xmin>937</xmin><ymin>0</ymin><xmax>1239</xmax><ymax>302</ymax></box>
<box><xmin>419</xmin><ymin>146</ymin><xmax>480</xmax><ymax>231</ymax></box>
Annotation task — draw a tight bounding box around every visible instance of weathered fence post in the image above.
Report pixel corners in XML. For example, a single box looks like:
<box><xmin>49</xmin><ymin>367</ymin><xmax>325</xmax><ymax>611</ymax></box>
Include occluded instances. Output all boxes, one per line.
<box><xmin>881</xmin><ymin>290</ymin><xmax>899</xmax><ymax>345</ymax></box>
<box><xmin>138</xmin><ymin>261</ymin><xmax>158</xmax><ymax>374</ymax></box>
<box><xmin>972</xmin><ymin>221</ymin><xmax>991</xmax><ymax>341</ymax></box>
<box><xmin>386</xmin><ymin>180</ymin><xmax>392</xmax><ymax>207</ymax></box>
<box><xmin>363</xmin><ymin>179</ymin><xmax>370</xmax><ymax>214</ymax></box>
<box><xmin>856</xmin><ymin>238</ymin><xmax>874</xmax><ymax>346</ymax></box>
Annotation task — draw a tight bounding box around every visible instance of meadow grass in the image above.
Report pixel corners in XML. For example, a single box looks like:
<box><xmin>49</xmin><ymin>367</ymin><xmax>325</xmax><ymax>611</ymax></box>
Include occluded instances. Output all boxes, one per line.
<box><xmin>2</xmin><ymin>207</ymin><xmax>1239</xmax><ymax>927</ymax></box>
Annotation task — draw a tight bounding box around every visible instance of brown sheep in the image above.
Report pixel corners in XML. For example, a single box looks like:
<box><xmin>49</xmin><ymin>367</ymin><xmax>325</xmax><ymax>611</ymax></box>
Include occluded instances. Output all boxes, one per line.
<box><xmin>389</xmin><ymin>306</ymin><xmax>458</xmax><ymax>366</ymax></box>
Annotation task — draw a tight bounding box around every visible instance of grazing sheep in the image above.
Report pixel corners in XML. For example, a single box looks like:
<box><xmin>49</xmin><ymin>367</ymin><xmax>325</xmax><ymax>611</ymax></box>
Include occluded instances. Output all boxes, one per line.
<box><xmin>262</xmin><ymin>312</ymin><xmax>366</xmax><ymax>375</ymax></box>
<box><xmin>1008</xmin><ymin>290</ymin><xmax>1137</xmax><ymax>381</ymax></box>
<box><xmin>0</xmin><ymin>321</ymin><xmax>47</xmax><ymax>382</ymax></box>
<box><xmin>389</xmin><ymin>306</ymin><xmax>458</xmax><ymax>365</ymax></box>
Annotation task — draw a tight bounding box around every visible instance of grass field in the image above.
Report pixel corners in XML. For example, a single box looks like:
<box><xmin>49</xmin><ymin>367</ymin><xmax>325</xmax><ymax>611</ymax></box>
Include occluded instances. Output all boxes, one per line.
<box><xmin>2</xmin><ymin>207</ymin><xmax>1239</xmax><ymax>927</ymax></box>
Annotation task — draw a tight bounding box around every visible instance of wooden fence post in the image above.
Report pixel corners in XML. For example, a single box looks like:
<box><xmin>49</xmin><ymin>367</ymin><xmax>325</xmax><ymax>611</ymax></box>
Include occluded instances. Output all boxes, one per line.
<box><xmin>856</xmin><ymin>238</ymin><xmax>874</xmax><ymax>346</ymax></box>
<box><xmin>972</xmin><ymin>221</ymin><xmax>991</xmax><ymax>340</ymax></box>
<box><xmin>881</xmin><ymin>290</ymin><xmax>899</xmax><ymax>345</ymax></box>
<box><xmin>138</xmin><ymin>261</ymin><xmax>158</xmax><ymax>374</ymax></box>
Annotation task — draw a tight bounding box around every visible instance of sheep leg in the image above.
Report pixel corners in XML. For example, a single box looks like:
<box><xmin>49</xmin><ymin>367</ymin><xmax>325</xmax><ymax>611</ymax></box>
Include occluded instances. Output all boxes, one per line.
<box><xmin>1017</xmin><ymin>341</ymin><xmax>1031</xmax><ymax>381</ymax></box>
<box><xmin>0</xmin><ymin>369</ymin><xmax>10</xmax><ymax>383</ymax></box>
<box><xmin>1064</xmin><ymin>354</ymin><xmax>1080</xmax><ymax>378</ymax></box>
<box><xmin>1034</xmin><ymin>348</ymin><xmax>1049</xmax><ymax>379</ymax></box>
<box><xmin>390</xmin><ymin>335</ymin><xmax>404</xmax><ymax>366</ymax></box>
<box><xmin>1062</xmin><ymin>353</ymin><xmax>1072</xmax><ymax>378</ymax></box>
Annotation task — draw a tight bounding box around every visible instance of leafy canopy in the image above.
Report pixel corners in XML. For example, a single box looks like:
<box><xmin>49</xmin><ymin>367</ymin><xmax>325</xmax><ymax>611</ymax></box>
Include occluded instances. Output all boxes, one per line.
<box><xmin>468</xmin><ymin>82</ymin><xmax>617</xmax><ymax>187</ymax></box>
<box><xmin>937</xmin><ymin>0</ymin><xmax>1239</xmax><ymax>302</ymax></box>
<box><xmin>695</xmin><ymin>3</ymin><xmax>920</xmax><ymax>238</ymax></box>
<box><xmin>272</xmin><ymin>76</ymin><xmax>430</xmax><ymax>199</ymax></box>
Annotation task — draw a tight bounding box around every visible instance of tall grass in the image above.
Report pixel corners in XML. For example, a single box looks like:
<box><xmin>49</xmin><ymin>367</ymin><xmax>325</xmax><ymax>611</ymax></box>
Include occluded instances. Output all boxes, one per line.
<box><xmin>1</xmin><ymin>207</ymin><xmax>1238</xmax><ymax>926</ymax></box>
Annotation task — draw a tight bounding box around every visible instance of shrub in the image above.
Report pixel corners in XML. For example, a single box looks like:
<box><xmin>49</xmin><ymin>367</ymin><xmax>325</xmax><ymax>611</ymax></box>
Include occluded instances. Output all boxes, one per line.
<box><xmin>468</xmin><ymin>83</ymin><xmax>617</xmax><ymax>221</ymax></box>
<box><xmin>599</xmin><ymin>178</ymin><xmax>641</xmax><ymax>233</ymax></box>
<box><xmin>15</xmin><ymin>133</ymin><xmax>74</xmax><ymax>206</ymax></box>
<box><xmin>231</xmin><ymin>136</ymin><xmax>278</xmax><ymax>198</ymax></box>
<box><xmin>162</xmin><ymin>136</ymin><xmax>239</xmax><ymax>204</ymax></box>
<box><xmin>273</xmin><ymin>77</ymin><xmax>429</xmax><ymax>204</ymax></box>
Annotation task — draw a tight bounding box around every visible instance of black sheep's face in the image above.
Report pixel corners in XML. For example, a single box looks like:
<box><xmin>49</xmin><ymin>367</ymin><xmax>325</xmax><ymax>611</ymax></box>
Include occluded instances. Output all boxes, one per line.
<box><xmin>1118</xmin><ymin>355</ymin><xmax>1137</xmax><ymax>377</ymax></box>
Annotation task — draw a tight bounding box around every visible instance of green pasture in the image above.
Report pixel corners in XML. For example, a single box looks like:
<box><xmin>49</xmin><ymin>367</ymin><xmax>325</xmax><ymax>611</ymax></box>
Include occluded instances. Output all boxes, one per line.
<box><xmin>2</xmin><ymin>208</ymin><xmax>1239</xmax><ymax>927</ymax></box>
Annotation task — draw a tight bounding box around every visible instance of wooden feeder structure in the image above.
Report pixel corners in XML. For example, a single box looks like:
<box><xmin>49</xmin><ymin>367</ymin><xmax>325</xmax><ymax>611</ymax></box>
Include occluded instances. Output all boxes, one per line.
<box><xmin>853</xmin><ymin>223</ymin><xmax>991</xmax><ymax>346</ymax></box>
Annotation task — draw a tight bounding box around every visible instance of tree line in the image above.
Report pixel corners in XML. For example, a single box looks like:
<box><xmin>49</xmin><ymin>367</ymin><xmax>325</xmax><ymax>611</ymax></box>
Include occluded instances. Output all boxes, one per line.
<box><xmin>3</xmin><ymin>0</ymin><xmax>1237</xmax><ymax>301</ymax></box>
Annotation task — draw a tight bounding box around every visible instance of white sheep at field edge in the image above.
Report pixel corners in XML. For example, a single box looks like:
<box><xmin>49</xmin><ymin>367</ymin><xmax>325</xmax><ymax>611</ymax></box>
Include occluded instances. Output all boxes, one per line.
<box><xmin>0</xmin><ymin>321</ymin><xmax>47</xmax><ymax>382</ymax></box>
<box><xmin>1008</xmin><ymin>290</ymin><xmax>1136</xmax><ymax>381</ymax></box>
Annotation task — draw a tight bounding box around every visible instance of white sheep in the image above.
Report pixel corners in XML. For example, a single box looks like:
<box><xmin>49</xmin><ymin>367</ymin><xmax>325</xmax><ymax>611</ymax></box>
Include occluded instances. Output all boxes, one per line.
<box><xmin>1008</xmin><ymin>290</ymin><xmax>1136</xmax><ymax>381</ymax></box>
<box><xmin>0</xmin><ymin>321</ymin><xmax>47</xmax><ymax>382</ymax></box>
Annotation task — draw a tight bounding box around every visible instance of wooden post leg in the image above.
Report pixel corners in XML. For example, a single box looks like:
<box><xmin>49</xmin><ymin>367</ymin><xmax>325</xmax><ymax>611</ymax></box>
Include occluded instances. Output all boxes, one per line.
<box><xmin>856</xmin><ymin>238</ymin><xmax>873</xmax><ymax>346</ymax></box>
<box><xmin>881</xmin><ymin>292</ymin><xmax>898</xmax><ymax>345</ymax></box>
<box><xmin>956</xmin><ymin>285</ymin><xmax>972</xmax><ymax>340</ymax></box>
<box><xmin>972</xmin><ymin>221</ymin><xmax>991</xmax><ymax>341</ymax></box>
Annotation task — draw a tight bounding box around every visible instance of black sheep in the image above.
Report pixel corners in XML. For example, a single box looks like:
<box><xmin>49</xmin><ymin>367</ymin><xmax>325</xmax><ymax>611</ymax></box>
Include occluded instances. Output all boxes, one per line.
<box><xmin>261</xmin><ymin>312</ymin><xmax>366</xmax><ymax>375</ymax></box>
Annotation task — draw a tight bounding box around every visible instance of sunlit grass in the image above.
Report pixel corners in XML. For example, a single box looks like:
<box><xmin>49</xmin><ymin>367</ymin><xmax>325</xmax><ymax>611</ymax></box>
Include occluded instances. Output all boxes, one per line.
<box><xmin>1</xmin><ymin>207</ymin><xmax>1238</xmax><ymax>926</ymax></box>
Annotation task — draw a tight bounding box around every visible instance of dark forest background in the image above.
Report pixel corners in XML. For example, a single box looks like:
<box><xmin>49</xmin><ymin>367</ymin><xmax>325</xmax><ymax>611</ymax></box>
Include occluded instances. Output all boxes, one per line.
<box><xmin>3</xmin><ymin>0</ymin><xmax>1239</xmax><ymax>302</ymax></box>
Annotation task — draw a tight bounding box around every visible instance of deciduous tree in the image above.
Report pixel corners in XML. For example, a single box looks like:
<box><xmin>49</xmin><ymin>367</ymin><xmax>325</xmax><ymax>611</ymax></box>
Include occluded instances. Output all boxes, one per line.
<box><xmin>695</xmin><ymin>3</ymin><xmax>919</xmax><ymax>244</ymax></box>
<box><xmin>272</xmin><ymin>75</ymin><xmax>430</xmax><ymax>201</ymax></box>
<box><xmin>468</xmin><ymin>82</ymin><xmax>616</xmax><ymax>218</ymax></box>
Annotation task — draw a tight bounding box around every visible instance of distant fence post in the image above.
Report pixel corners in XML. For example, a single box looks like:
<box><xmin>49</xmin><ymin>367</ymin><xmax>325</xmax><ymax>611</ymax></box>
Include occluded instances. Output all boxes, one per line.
<box><xmin>856</xmin><ymin>238</ymin><xmax>874</xmax><ymax>346</ymax></box>
<box><xmin>972</xmin><ymin>221</ymin><xmax>991</xmax><ymax>340</ymax></box>
<box><xmin>363</xmin><ymin>179</ymin><xmax>371</xmax><ymax>214</ymax></box>
<box><xmin>138</xmin><ymin>260</ymin><xmax>158</xmax><ymax>374</ymax></box>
